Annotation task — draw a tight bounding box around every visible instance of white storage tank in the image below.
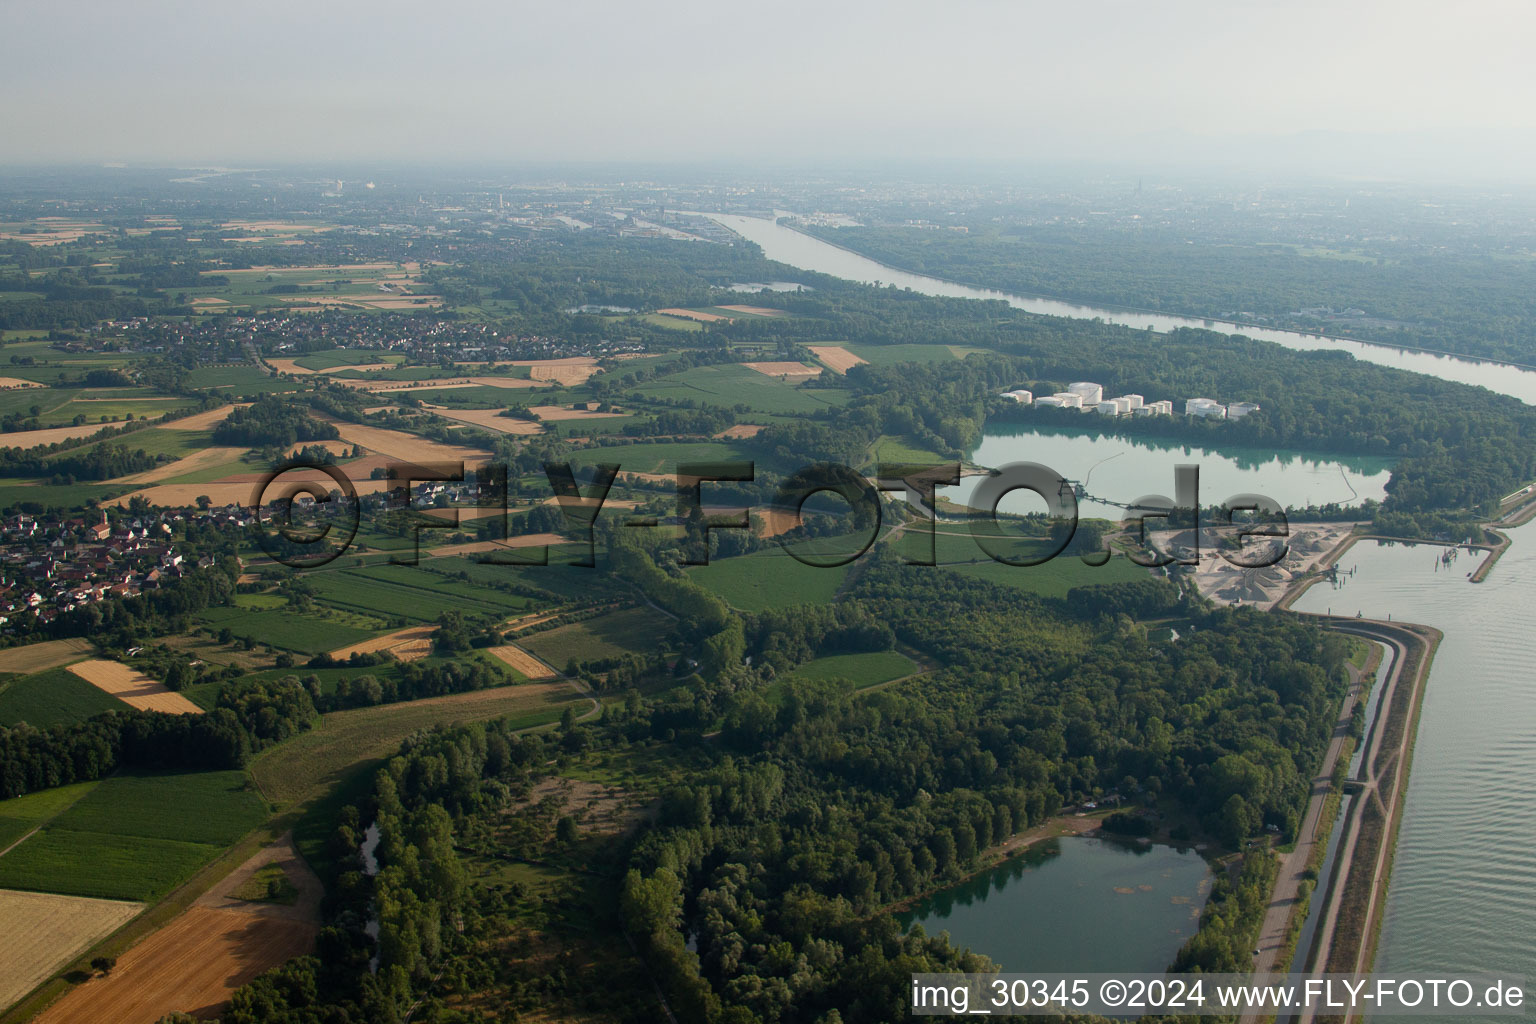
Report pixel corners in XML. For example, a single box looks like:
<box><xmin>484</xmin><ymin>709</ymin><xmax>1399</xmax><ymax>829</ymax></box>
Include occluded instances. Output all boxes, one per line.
<box><xmin>1068</xmin><ymin>382</ymin><xmax>1103</xmax><ymax>405</ymax></box>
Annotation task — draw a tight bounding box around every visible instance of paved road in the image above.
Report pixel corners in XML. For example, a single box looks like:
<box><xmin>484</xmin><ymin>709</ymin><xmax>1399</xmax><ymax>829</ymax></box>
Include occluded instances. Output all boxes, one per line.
<box><xmin>1247</xmin><ymin>658</ymin><xmax>1366</xmax><ymax>978</ymax></box>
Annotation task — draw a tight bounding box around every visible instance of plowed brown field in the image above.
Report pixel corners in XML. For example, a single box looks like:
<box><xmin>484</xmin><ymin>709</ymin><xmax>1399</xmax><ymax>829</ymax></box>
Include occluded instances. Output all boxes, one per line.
<box><xmin>30</xmin><ymin>907</ymin><xmax>316</xmax><ymax>1024</ymax></box>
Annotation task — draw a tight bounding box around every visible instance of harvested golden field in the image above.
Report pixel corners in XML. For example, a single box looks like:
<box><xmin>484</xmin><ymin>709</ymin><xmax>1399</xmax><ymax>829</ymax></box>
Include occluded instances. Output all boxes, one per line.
<box><xmin>30</xmin><ymin>906</ymin><xmax>316</xmax><ymax>1024</ymax></box>
<box><xmin>327</xmin><ymin>625</ymin><xmax>437</xmax><ymax>662</ymax></box>
<box><xmin>744</xmin><ymin>361</ymin><xmax>821</xmax><ymax>378</ymax></box>
<box><xmin>523</xmin><ymin>360</ymin><xmax>601</xmax><ymax>384</ymax></box>
<box><xmin>110</xmin><ymin>473</ymin><xmax>396</xmax><ymax>510</ymax></box>
<box><xmin>717</xmin><ymin>304</ymin><xmax>788</xmax><ymax>316</ymax></box>
<box><xmin>66</xmin><ymin>660</ymin><xmax>203</xmax><ymax>715</ymax></box>
<box><xmin>0</xmin><ymin>423</ymin><xmax>120</xmax><ymax>448</ymax></box>
<box><xmin>0</xmin><ymin>889</ymin><xmax>143</xmax><ymax>1013</ymax></box>
<box><xmin>808</xmin><ymin>345</ymin><xmax>868</xmax><ymax>374</ymax></box>
<box><xmin>753</xmin><ymin>508</ymin><xmax>800</xmax><ymax>538</ymax></box>
<box><xmin>0</xmin><ymin>377</ymin><xmax>42</xmax><ymax>390</ymax></box>
<box><xmin>189</xmin><ymin>297</ymin><xmax>230</xmax><ymax>306</ymax></box>
<box><xmin>111</xmin><ymin>446</ymin><xmax>246</xmax><ymax>486</ymax></box>
<box><xmin>713</xmin><ymin>423</ymin><xmax>767</xmax><ymax>439</ymax></box>
<box><xmin>160</xmin><ymin>404</ymin><xmax>245</xmax><ymax>432</ymax></box>
<box><xmin>0</xmin><ymin>637</ymin><xmax>94</xmax><ymax>674</ymax></box>
<box><xmin>319</xmin><ymin>417</ymin><xmax>492</xmax><ymax>465</ymax></box>
<box><xmin>486</xmin><ymin>644</ymin><xmax>557</xmax><ymax>679</ymax></box>
<box><xmin>657</xmin><ymin>307</ymin><xmax>730</xmax><ymax>323</ymax></box>
<box><xmin>263</xmin><ymin>358</ymin><xmax>315</xmax><ymax>375</ymax></box>
<box><xmin>422</xmin><ymin>405</ymin><xmax>543</xmax><ymax>435</ymax></box>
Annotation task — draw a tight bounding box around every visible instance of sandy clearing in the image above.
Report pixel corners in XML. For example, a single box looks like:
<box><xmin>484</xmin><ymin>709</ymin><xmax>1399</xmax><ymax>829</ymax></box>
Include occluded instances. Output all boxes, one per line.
<box><xmin>328</xmin><ymin>625</ymin><xmax>438</xmax><ymax>662</ymax></box>
<box><xmin>657</xmin><ymin>307</ymin><xmax>731</xmax><ymax>323</ymax></box>
<box><xmin>0</xmin><ymin>377</ymin><xmax>43</xmax><ymax>390</ymax></box>
<box><xmin>110</xmin><ymin>446</ymin><xmax>246</xmax><ymax>486</ymax></box>
<box><xmin>716</xmin><ymin>304</ymin><xmax>788</xmax><ymax>316</ymax></box>
<box><xmin>808</xmin><ymin>346</ymin><xmax>867</xmax><ymax>374</ymax></box>
<box><xmin>713</xmin><ymin>423</ymin><xmax>767</xmax><ymax>439</ymax></box>
<box><xmin>529</xmin><ymin>404</ymin><xmax>626</xmax><ymax>421</ymax></box>
<box><xmin>486</xmin><ymin>644</ymin><xmax>556</xmax><ymax>679</ymax></box>
<box><xmin>421</xmin><ymin>405</ymin><xmax>543</xmax><ymax>435</ymax></box>
<box><xmin>0</xmin><ymin>889</ymin><xmax>143</xmax><ymax>1014</ymax></box>
<box><xmin>196</xmin><ymin>833</ymin><xmax>321</xmax><ymax>924</ymax></box>
<box><xmin>0</xmin><ymin>638</ymin><xmax>94</xmax><ymax>675</ymax></box>
<box><xmin>31</xmin><ymin>906</ymin><xmax>317</xmax><ymax>1024</ymax></box>
<box><xmin>66</xmin><ymin>660</ymin><xmax>203</xmax><ymax>715</ymax></box>
<box><xmin>744</xmin><ymin>361</ymin><xmax>821</xmax><ymax>377</ymax></box>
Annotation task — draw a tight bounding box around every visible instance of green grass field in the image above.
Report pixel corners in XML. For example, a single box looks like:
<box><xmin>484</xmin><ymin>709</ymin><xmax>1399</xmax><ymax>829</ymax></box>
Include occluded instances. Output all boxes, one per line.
<box><xmin>50</xmin><ymin>770</ymin><xmax>268</xmax><ymax>847</ymax></box>
<box><xmin>934</xmin><ymin>525</ymin><xmax>1151</xmax><ymax>599</ymax></box>
<box><xmin>0</xmin><ymin>666</ymin><xmax>127</xmax><ymax>728</ymax></box>
<box><xmin>184</xmin><ymin>364</ymin><xmax>300</xmax><ymax>393</ymax></box>
<box><xmin>304</xmin><ymin>564</ymin><xmax>535</xmax><ymax>623</ymax></box>
<box><xmin>519</xmin><ymin>606</ymin><xmax>675</xmax><ymax>666</ymax></box>
<box><xmin>686</xmin><ymin>548</ymin><xmax>851</xmax><ymax>612</ymax></box>
<box><xmin>628</xmin><ymin>363</ymin><xmax>847</xmax><ymax>414</ymax></box>
<box><xmin>568</xmin><ymin>440</ymin><xmax>749</xmax><ymax>476</ymax></box>
<box><xmin>195</xmin><ymin>606</ymin><xmax>377</xmax><ymax>654</ymax></box>
<box><xmin>0</xmin><ymin>479</ymin><xmax>132</xmax><ymax>512</ymax></box>
<box><xmin>0</xmin><ymin>781</ymin><xmax>100</xmax><ymax>852</ymax></box>
<box><xmin>0</xmin><ymin>827</ymin><xmax>218</xmax><ymax>901</ymax></box>
<box><xmin>784</xmin><ymin>651</ymin><xmax>917</xmax><ymax>689</ymax></box>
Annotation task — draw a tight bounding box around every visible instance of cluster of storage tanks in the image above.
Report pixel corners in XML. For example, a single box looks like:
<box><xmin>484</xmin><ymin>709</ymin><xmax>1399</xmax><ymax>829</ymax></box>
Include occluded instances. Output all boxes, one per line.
<box><xmin>1001</xmin><ymin>382</ymin><xmax>1257</xmax><ymax>420</ymax></box>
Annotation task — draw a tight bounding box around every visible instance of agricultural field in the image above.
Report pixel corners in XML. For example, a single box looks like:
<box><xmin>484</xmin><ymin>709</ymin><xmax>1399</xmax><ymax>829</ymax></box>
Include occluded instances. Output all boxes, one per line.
<box><xmin>290</xmin><ymin>349</ymin><xmax>407</xmax><ymax>371</ymax></box>
<box><xmin>627</xmin><ymin>362</ymin><xmax>847</xmax><ymax>414</ymax></box>
<box><xmin>0</xmin><ymin>829</ymin><xmax>220</xmax><ymax>902</ymax></box>
<box><xmin>65</xmin><ymin>660</ymin><xmax>203</xmax><ymax>715</ymax></box>
<box><xmin>0</xmin><ymin>638</ymin><xmax>94</xmax><ymax>675</ymax></box>
<box><xmin>48</xmin><ymin>771</ymin><xmax>267</xmax><ymax>847</ymax></box>
<box><xmin>686</xmin><ymin>548</ymin><xmax>851</xmax><ymax>612</ymax></box>
<box><xmin>182</xmin><ymin>364</ymin><xmax>299</xmax><ymax>394</ymax></box>
<box><xmin>0</xmin><ymin>666</ymin><xmax>128</xmax><ymax>728</ymax></box>
<box><xmin>0</xmin><ymin>772</ymin><xmax>266</xmax><ymax>903</ymax></box>
<box><xmin>569</xmin><ymin>439</ymin><xmax>749</xmax><ymax>476</ymax></box>
<box><xmin>0</xmin><ymin>782</ymin><xmax>99</xmax><ymax>854</ymax></box>
<box><xmin>517</xmin><ymin>606</ymin><xmax>675</xmax><ymax>666</ymax></box>
<box><xmin>0</xmin><ymin>889</ymin><xmax>142</xmax><ymax>1014</ymax></box>
<box><xmin>29</xmin><ymin>906</ymin><xmax>316</xmax><ymax>1024</ymax></box>
<box><xmin>194</xmin><ymin>606</ymin><xmax>377</xmax><ymax>655</ymax></box>
<box><xmin>303</xmin><ymin>563</ymin><xmax>535</xmax><ymax>623</ymax></box>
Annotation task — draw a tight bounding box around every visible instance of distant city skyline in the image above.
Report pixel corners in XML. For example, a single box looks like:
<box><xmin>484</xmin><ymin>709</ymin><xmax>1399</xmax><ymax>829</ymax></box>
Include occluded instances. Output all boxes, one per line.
<box><xmin>3</xmin><ymin>0</ymin><xmax>1533</xmax><ymax>182</ymax></box>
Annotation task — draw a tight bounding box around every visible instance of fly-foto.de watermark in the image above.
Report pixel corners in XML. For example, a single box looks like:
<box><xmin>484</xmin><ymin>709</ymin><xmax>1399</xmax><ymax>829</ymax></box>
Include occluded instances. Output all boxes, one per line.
<box><xmin>250</xmin><ymin>458</ymin><xmax>1292</xmax><ymax>570</ymax></box>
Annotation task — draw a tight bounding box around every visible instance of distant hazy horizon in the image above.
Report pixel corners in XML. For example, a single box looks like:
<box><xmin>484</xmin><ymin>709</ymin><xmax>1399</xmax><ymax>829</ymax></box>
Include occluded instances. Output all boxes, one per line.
<box><xmin>4</xmin><ymin>0</ymin><xmax>1533</xmax><ymax>183</ymax></box>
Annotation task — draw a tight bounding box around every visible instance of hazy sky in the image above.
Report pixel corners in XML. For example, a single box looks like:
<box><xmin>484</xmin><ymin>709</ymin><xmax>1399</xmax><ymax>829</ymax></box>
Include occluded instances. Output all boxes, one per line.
<box><xmin>3</xmin><ymin>0</ymin><xmax>1533</xmax><ymax>178</ymax></box>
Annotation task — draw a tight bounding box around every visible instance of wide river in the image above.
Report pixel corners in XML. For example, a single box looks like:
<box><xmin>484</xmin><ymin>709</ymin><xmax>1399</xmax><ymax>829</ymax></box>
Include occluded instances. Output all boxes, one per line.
<box><xmin>1292</xmin><ymin>531</ymin><xmax>1536</xmax><ymax>1019</ymax></box>
<box><xmin>717</xmin><ymin>212</ymin><xmax>1536</xmax><ymax>998</ymax></box>
<box><xmin>706</xmin><ymin>213</ymin><xmax>1536</xmax><ymax>405</ymax></box>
